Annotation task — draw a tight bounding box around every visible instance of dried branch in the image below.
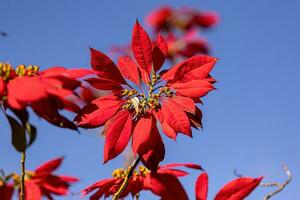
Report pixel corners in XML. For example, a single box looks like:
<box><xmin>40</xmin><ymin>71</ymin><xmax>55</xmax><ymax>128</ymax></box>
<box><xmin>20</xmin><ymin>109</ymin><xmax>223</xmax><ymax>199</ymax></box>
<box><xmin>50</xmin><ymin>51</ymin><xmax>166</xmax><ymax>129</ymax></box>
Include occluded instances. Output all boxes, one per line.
<box><xmin>261</xmin><ymin>162</ymin><xmax>292</xmax><ymax>200</ymax></box>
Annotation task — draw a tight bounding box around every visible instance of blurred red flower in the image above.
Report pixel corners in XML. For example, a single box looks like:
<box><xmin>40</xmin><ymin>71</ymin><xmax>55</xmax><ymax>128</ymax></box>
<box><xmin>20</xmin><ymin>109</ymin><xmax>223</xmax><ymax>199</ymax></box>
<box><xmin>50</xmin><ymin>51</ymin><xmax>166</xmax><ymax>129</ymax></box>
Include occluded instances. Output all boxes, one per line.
<box><xmin>0</xmin><ymin>63</ymin><xmax>91</xmax><ymax>130</ymax></box>
<box><xmin>146</xmin><ymin>6</ymin><xmax>219</xmax><ymax>33</ymax></box>
<box><xmin>195</xmin><ymin>172</ymin><xmax>263</xmax><ymax>200</ymax></box>
<box><xmin>82</xmin><ymin>163</ymin><xmax>202</xmax><ymax>200</ymax></box>
<box><xmin>75</xmin><ymin>21</ymin><xmax>217</xmax><ymax>170</ymax></box>
<box><xmin>23</xmin><ymin>157</ymin><xmax>78</xmax><ymax>200</ymax></box>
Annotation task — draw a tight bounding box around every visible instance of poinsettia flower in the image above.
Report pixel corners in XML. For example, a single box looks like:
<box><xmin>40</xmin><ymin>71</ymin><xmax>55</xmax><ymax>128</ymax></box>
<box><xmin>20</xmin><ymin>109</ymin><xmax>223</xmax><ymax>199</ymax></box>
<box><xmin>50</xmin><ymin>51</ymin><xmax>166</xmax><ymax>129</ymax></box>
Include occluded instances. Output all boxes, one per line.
<box><xmin>166</xmin><ymin>32</ymin><xmax>209</xmax><ymax>62</ymax></box>
<box><xmin>75</xmin><ymin>21</ymin><xmax>217</xmax><ymax>170</ymax></box>
<box><xmin>0</xmin><ymin>63</ymin><xmax>91</xmax><ymax>129</ymax></box>
<box><xmin>22</xmin><ymin>157</ymin><xmax>78</xmax><ymax>200</ymax></box>
<box><xmin>146</xmin><ymin>6</ymin><xmax>218</xmax><ymax>33</ymax></box>
<box><xmin>195</xmin><ymin>172</ymin><xmax>263</xmax><ymax>200</ymax></box>
<box><xmin>0</xmin><ymin>183</ymin><xmax>14</xmax><ymax>200</ymax></box>
<box><xmin>82</xmin><ymin>162</ymin><xmax>202</xmax><ymax>200</ymax></box>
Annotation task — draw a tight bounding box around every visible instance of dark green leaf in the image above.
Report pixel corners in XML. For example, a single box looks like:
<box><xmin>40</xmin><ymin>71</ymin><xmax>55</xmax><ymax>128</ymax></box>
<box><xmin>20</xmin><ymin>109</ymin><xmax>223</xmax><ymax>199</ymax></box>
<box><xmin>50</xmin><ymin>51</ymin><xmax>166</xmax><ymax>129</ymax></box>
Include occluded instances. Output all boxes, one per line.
<box><xmin>6</xmin><ymin>115</ymin><xmax>27</xmax><ymax>152</ymax></box>
<box><xmin>26</xmin><ymin>123</ymin><xmax>37</xmax><ymax>147</ymax></box>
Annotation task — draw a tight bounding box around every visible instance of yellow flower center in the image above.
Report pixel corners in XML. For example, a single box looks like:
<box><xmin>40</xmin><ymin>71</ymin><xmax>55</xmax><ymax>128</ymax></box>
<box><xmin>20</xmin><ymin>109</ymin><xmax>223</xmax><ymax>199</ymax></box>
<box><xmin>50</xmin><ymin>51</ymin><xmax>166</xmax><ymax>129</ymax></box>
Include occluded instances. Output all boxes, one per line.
<box><xmin>0</xmin><ymin>63</ymin><xmax>39</xmax><ymax>81</ymax></box>
<box><xmin>112</xmin><ymin>165</ymin><xmax>150</xmax><ymax>179</ymax></box>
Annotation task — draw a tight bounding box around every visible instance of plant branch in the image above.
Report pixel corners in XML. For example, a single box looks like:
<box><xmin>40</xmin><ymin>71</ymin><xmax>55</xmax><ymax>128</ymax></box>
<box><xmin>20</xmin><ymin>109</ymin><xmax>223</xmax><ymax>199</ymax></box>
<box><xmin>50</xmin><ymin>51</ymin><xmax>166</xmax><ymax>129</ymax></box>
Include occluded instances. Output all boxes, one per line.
<box><xmin>261</xmin><ymin>162</ymin><xmax>291</xmax><ymax>200</ymax></box>
<box><xmin>112</xmin><ymin>157</ymin><xmax>141</xmax><ymax>200</ymax></box>
<box><xmin>20</xmin><ymin>151</ymin><xmax>26</xmax><ymax>200</ymax></box>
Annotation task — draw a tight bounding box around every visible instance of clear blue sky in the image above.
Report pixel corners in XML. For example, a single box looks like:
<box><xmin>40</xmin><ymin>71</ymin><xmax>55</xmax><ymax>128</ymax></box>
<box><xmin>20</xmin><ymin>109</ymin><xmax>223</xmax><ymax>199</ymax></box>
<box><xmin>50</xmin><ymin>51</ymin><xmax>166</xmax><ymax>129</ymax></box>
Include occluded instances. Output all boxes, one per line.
<box><xmin>1</xmin><ymin>0</ymin><xmax>300</xmax><ymax>199</ymax></box>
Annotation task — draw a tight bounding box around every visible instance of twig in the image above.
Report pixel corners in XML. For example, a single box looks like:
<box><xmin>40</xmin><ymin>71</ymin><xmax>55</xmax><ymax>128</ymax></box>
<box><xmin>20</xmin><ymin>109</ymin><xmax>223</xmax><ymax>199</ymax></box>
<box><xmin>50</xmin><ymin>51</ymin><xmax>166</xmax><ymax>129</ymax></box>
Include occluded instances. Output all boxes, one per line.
<box><xmin>20</xmin><ymin>151</ymin><xmax>26</xmax><ymax>200</ymax></box>
<box><xmin>261</xmin><ymin>162</ymin><xmax>292</xmax><ymax>200</ymax></box>
<box><xmin>233</xmin><ymin>169</ymin><xmax>243</xmax><ymax>178</ymax></box>
<box><xmin>112</xmin><ymin>157</ymin><xmax>141</xmax><ymax>200</ymax></box>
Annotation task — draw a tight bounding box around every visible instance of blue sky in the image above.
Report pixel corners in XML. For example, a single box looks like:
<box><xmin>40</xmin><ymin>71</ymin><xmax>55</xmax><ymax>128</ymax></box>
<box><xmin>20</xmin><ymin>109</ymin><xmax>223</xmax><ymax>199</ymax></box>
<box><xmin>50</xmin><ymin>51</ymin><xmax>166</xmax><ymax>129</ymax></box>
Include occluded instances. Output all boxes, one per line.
<box><xmin>1</xmin><ymin>0</ymin><xmax>300</xmax><ymax>199</ymax></box>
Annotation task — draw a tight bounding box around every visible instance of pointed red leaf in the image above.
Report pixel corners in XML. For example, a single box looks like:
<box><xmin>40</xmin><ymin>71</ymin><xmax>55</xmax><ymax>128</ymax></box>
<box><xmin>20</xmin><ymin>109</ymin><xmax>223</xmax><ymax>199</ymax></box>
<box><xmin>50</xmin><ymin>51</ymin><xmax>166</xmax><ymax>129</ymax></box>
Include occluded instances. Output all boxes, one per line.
<box><xmin>35</xmin><ymin>157</ymin><xmax>63</xmax><ymax>174</ymax></box>
<box><xmin>132</xmin><ymin>114</ymin><xmax>154</xmax><ymax>154</ymax></box>
<box><xmin>196</xmin><ymin>173</ymin><xmax>209</xmax><ymax>200</ymax></box>
<box><xmin>145</xmin><ymin>173</ymin><xmax>188</xmax><ymax>200</ymax></box>
<box><xmin>161</xmin><ymin>99</ymin><xmax>191</xmax><ymax>137</ymax></box>
<box><xmin>25</xmin><ymin>181</ymin><xmax>42</xmax><ymax>200</ymax></box>
<box><xmin>117</xmin><ymin>56</ymin><xmax>140</xmax><ymax>85</ymax></box>
<box><xmin>103</xmin><ymin>110</ymin><xmax>132</xmax><ymax>163</ymax></box>
<box><xmin>85</xmin><ymin>78</ymin><xmax>123</xmax><ymax>91</ymax></box>
<box><xmin>160</xmin><ymin>163</ymin><xmax>203</xmax><ymax>170</ymax></box>
<box><xmin>162</xmin><ymin>55</ymin><xmax>217</xmax><ymax>82</ymax></box>
<box><xmin>138</xmin><ymin>126</ymin><xmax>165</xmax><ymax>171</ymax></box>
<box><xmin>170</xmin><ymin>96</ymin><xmax>195</xmax><ymax>114</ymax></box>
<box><xmin>214</xmin><ymin>177</ymin><xmax>263</xmax><ymax>200</ymax></box>
<box><xmin>132</xmin><ymin>20</ymin><xmax>152</xmax><ymax>80</ymax></box>
<box><xmin>90</xmin><ymin>47</ymin><xmax>126</xmax><ymax>84</ymax></box>
<box><xmin>171</xmin><ymin>80</ymin><xmax>215</xmax><ymax>98</ymax></box>
<box><xmin>75</xmin><ymin>96</ymin><xmax>123</xmax><ymax>128</ymax></box>
<box><xmin>153</xmin><ymin>34</ymin><xmax>168</xmax><ymax>72</ymax></box>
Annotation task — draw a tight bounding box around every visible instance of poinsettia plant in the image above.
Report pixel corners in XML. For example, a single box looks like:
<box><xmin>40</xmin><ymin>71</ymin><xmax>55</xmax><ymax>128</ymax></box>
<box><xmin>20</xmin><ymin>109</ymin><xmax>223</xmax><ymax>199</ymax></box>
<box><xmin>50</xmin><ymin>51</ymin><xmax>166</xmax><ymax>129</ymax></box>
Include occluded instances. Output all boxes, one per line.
<box><xmin>75</xmin><ymin>21</ymin><xmax>217</xmax><ymax>172</ymax></box>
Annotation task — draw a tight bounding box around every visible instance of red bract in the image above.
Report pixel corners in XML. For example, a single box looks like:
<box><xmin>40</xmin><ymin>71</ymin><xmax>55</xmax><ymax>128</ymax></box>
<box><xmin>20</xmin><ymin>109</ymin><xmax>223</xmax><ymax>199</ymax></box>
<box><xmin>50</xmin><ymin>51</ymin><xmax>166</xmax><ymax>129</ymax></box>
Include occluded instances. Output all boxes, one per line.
<box><xmin>75</xmin><ymin>21</ymin><xmax>217</xmax><ymax>170</ymax></box>
<box><xmin>0</xmin><ymin>63</ymin><xmax>91</xmax><ymax>129</ymax></box>
<box><xmin>23</xmin><ymin>157</ymin><xmax>78</xmax><ymax>200</ymax></box>
<box><xmin>146</xmin><ymin>6</ymin><xmax>219</xmax><ymax>33</ymax></box>
<box><xmin>82</xmin><ymin>163</ymin><xmax>202</xmax><ymax>200</ymax></box>
<box><xmin>195</xmin><ymin>172</ymin><xmax>263</xmax><ymax>200</ymax></box>
<box><xmin>0</xmin><ymin>183</ymin><xmax>14</xmax><ymax>200</ymax></box>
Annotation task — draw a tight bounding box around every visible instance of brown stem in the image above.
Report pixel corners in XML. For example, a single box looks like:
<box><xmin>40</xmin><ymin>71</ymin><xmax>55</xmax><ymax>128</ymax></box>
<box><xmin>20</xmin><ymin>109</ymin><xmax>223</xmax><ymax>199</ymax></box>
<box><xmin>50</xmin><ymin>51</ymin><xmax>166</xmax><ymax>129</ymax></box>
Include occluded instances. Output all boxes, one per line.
<box><xmin>20</xmin><ymin>151</ymin><xmax>26</xmax><ymax>200</ymax></box>
<box><xmin>112</xmin><ymin>157</ymin><xmax>141</xmax><ymax>200</ymax></box>
<box><xmin>261</xmin><ymin>162</ymin><xmax>292</xmax><ymax>200</ymax></box>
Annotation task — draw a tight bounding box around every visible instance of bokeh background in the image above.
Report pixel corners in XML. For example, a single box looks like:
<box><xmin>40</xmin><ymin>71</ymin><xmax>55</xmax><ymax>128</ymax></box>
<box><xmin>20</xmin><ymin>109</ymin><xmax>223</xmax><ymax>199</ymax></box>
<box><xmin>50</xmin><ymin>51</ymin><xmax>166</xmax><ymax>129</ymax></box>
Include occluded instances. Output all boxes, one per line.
<box><xmin>1</xmin><ymin>0</ymin><xmax>300</xmax><ymax>199</ymax></box>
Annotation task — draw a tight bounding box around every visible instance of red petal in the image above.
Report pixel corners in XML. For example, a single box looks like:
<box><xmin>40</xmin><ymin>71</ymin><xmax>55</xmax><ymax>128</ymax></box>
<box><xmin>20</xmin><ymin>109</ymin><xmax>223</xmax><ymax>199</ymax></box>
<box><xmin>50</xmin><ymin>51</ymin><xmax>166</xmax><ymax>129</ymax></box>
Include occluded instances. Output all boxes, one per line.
<box><xmin>161</xmin><ymin>100</ymin><xmax>191</xmax><ymax>137</ymax></box>
<box><xmin>145</xmin><ymin>173</ymin><xmax>188</xmax><ymax>200</ymax></box>
<box><xmin>214</xmin><ymin>177</ymin><xmax>263</xmax><ymax>200</ymax></box>
<box><xmin>170</xmin><ymin>96</ymin><xmax>195</xmax><ymax>114</ymax></box>
<box><xmin>153</xmin><ymin>34</ymin><xmax>168</xmax><ymax>72</ymax></box>
<box><xmin>85</xmin><ymin>78</ymin><xmax>123</xmax><ymax>91</ymax></box>
<box><xmin>188</xmin><ymin>106</ymin><xmax>203</xmax><ymax>129</ymax></box>
<box><xmin>7</xmin><ymin>77</ymin><xmax>47</xmax><ymax>109</ymax></box>
<box><xmin>196</xmin><ymin>173</ymin><xmax>208</xmax><ymax>200</ymax></box>
<box><xmin>103</xmin><ymin>110</ymin><xmax>132</xmax><ymax>163</ymax></box>
<box><xmin>171</xmin><ymin>80</ymin><xmax>214</xmax><ymax>98</ymax></box>
<box><xmin>117</xmin><ymin>56</ymin><xmax>140</xmax><ymax>85</ymax></box>
<box><xmin>0</xmin><ymin>79</ymin><xmax>5</xmax><ymax>98</ymax></box>
<box><xmin>160</xmin><ymin>163</ymin><xmax>203</xmax><ymax>170</ymax></box>
<box><xmin>42</xmin><ymin>67</ymin><xmax>92</xmax><ymax>79</ymax></box>
<box><xmin>90</xmin><ymin>47</ymin><xmax>126</xmax><ymax>84</ymax></box>
<box><xmin>162</xmin><ymin>55</ymin><xmax>217</xmax><ymax>82</ymax></box>
<box><xmin>0</xmin><ymin>184</ymin><xmax>14</xmax><ymax>200</ymax></box>
<box><xmin>35</xmin><ymin>157</ymin><xmax>63</xmax><ymax>174</ymax></box>
<box><xmin>25</xmin><ymin>181</ymin><xmax>42</xmax><ymax>200</ymax></box>
<box><xmin>138</xmin><ymin>126</ymin><xmax>165</xmax><ymax>171</ymax></box>
<box><xmin>132</xmin><ymin>114</ymin><xmax>154</xmax><ymax>154</ymax></box>
<box><xmin>132</xmin><ymin>20</ymin><xmax>152</xmax><ymax>81</ymax></box>
<box><xmin>158</xmin><ymin>168</ymin><xmax>189</xmax><ymax>177</ymax></box>
<box><xmin>75</xmin><ymin>97</ymin><xmax>123</xmax><ymax>128</ymax></box>
<box><xmin>81</xmin><ymin>179</ymin><xmax>115</xmax><ymax>196</ymax></box>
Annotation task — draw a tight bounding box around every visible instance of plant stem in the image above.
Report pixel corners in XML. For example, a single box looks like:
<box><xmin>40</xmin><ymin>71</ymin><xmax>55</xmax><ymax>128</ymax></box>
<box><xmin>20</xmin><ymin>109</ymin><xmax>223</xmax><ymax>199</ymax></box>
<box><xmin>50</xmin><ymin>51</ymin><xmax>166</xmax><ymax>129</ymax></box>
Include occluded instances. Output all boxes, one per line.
<box><xmin>112</xmin><ymin>157</ymin><xmax>141</xmax><ymax>200</ymax></box>
<box><xmin>20</xmin><ymin>151</ymin><xmax>26</xmax><ymax>200</ymax></box>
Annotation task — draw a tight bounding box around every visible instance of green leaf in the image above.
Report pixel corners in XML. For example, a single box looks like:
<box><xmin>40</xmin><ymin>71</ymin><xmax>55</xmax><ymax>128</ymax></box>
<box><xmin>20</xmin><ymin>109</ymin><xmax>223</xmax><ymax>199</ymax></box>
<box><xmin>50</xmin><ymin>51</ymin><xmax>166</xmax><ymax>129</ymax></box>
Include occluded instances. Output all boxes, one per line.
<box><xmin>26</xmin><ymin>123</ymin><xmax>37</xmax><ymax>147</ymax></box>
<box><xmin>6</xmin><ymin>115</ymin><xmax>27</xmax><ymax>152</ymax></box>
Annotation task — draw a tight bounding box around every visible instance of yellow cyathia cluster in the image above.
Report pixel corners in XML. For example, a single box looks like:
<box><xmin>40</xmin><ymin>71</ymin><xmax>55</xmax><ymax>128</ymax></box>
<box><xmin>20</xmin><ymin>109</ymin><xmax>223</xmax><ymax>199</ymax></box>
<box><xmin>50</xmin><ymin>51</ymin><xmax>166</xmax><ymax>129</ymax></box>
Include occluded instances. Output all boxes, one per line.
<box><xmin>112</xmin><ymin>165</ymin><xmax>150</xmax><ymax>179</ymax></box>
<box><xmin>0</xmin><ymin>63</ymin><xmax>39</xmax><ymax>80</ymax></box>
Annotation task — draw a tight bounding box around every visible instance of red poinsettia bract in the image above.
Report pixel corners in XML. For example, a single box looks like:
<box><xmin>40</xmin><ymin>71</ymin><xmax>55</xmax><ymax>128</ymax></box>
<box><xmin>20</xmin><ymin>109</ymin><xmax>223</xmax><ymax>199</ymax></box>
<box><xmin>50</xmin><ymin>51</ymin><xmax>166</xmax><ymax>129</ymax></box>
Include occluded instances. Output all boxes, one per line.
<box><xmin>196</xmin><ymin>172</ymin><xmax>263</xmax><ymax>200</ymax></box>
<box><xmin>23</xmin><ymin>157</ymin><xmax>78</xmax><ymax>200</ymax></box>
<box><xmin>0</xmin><ymin>183</ymin><xmax>14</xmax><ymax>200</ymax></box>
<box><xmin>75</xmin><ymin>21</ymin><xmax>217</xmax><ymax>171</ymax></box>
<box><xmin>0</xmin><ymin>63</ymin><xmax>91</xmax><ymax>129</ymax></box>
<box><xmin>82</xmin><ymin>163</ymin><xmax>202</xmax><ymax>200</ymax></box>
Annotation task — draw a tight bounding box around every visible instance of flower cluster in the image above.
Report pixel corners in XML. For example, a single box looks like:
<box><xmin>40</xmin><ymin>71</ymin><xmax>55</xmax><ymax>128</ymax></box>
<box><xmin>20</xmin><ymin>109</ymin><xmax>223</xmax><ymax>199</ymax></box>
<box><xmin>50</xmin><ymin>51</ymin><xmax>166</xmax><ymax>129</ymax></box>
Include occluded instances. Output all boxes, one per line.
<box><xmin>75</xmin><ymin>21</ymin><xmax>217</xmax><ymax>171</ymax></box>
<box><xmin>0</xmin><ymin>157</ymin><xmax>78</xmax><ymax>200</ymax></box>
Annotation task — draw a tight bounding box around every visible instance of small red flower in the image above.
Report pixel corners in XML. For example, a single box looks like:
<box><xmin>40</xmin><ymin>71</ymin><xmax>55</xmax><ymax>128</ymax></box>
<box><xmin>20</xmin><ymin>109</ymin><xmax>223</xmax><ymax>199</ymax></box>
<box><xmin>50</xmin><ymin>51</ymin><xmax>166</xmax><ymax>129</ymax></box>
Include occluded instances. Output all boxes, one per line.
<box><xmin>82</xmin><ymin>163</ymin><xmax>202</xmax><ymax>200</ymax></box>
<box><xmin>0</xmin><ymin>63</ymin><xmax>91</xmax><ymax>129</ymax></box>
<box><xmin>195</xmin><ymin>172</ymin><xmax>263</xmax><ymax>200</ymax></box>
<box><xmin>146</xmin><ymin>6</ymin><xmax>219</xmax><ymax>33</ymax></box>
<box><xmin>23</xmin><ymin>157</ymin><xmax>78</xmax><ymax>200</ymax></box>
<box><xmin>75</xmin><ymin>21</ymin><xmax>217</xmax><ymax>170</ymax></box>
<box><xmin>0</xmin><ymin>183</ymin><xmax>14</xmax><ymax>200</ymax></box>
